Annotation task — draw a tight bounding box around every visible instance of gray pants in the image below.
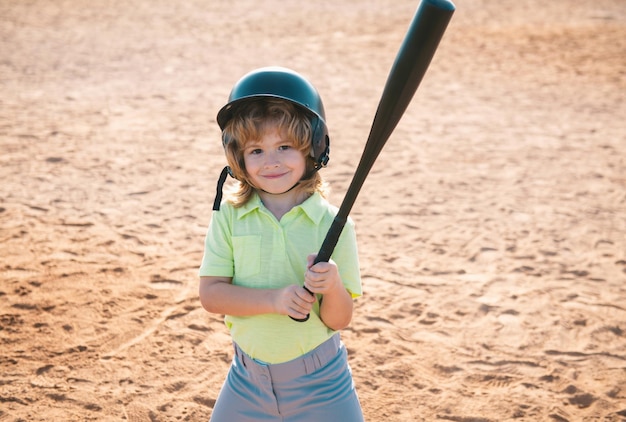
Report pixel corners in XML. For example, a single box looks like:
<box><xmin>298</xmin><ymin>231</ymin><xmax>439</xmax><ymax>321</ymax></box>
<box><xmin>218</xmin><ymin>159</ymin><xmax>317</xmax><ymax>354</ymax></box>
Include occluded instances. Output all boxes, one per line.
<box><xmin>210</xmin><ymin>334</ymin><xmax>364</xmax><ymax>422</ymax></box>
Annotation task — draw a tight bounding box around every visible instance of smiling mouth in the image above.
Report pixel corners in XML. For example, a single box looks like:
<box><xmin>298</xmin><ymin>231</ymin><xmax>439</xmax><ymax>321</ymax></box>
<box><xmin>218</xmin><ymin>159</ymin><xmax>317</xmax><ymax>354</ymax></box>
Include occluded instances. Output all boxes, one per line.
<box><xmin>263</xmin><ymin>172</ymin><xmax>287</xmax><ymax>179</ymax></box>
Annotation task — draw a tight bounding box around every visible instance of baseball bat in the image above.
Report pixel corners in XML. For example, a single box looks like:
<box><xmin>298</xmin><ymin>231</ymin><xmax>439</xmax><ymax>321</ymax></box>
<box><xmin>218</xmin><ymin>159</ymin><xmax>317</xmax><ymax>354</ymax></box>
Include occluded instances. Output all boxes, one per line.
<box><xmin>293</xmin><ymin>0</ymin><xmax>455</xmax><ymax>322</ymax></box>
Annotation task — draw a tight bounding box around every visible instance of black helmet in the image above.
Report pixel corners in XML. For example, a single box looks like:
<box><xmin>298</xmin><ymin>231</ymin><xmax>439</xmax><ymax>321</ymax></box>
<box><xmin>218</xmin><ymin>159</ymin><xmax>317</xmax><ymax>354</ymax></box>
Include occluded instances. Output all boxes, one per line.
<box><xmin>216</xmin><ymin>66</ymin><xmax>330</xmax><ymax>169</ymax></box>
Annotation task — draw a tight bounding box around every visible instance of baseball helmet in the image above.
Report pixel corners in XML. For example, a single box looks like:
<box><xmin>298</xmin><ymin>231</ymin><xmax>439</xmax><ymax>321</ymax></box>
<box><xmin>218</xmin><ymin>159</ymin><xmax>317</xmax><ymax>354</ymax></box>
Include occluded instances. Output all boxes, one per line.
<box><xmin>216</xmin><ymin>66</ymin><xmax>330</xmax><ymax>169</ymax></box>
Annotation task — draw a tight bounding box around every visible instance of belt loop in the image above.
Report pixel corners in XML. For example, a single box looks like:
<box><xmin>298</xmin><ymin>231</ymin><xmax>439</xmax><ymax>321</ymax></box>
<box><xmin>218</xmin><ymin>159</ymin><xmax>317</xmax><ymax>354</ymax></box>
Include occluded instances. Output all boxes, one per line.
<box><xmin>308</xmin><ymin>334</ymin><xmax>339</xmax><ymax>373</ymax></box>
<box><xmin>314</xmin><ymin>352</ymin><xmax>322</xmax><ymax>370</ymax></box>
<box><xmin>233</xmin><ymin>342</ymin><xmax>247</xmax><ymax>369</ymax></box>
<box><xmin>303</xmin><ymin>355</ymin><xmax>315</xmax><ymax>375</ymax></box>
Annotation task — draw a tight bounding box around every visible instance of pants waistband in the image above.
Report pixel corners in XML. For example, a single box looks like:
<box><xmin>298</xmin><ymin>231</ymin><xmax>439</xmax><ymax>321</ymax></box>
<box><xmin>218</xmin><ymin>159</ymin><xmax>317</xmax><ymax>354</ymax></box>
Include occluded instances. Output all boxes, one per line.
<box><xmin>233</xmin><ymin>334</ymin><xmax>342</xmax><ymax>383</ymax></box>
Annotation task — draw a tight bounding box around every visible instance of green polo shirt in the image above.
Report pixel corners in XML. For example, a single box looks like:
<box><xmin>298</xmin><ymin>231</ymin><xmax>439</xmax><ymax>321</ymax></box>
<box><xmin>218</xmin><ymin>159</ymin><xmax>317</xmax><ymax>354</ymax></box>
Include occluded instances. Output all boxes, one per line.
<box><xmin>199</xmin><ymin>192</ymin><xmax>361</xmax><ymax>363</ymax></box>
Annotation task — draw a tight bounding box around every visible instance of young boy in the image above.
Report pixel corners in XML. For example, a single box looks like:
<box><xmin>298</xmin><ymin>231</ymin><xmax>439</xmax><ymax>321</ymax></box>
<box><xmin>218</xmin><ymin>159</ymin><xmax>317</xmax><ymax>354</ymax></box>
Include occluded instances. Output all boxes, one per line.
<box><xmin>199</xmin><ymin>67</ymin><xmax>364</xmax><ymax>421</ymax></box>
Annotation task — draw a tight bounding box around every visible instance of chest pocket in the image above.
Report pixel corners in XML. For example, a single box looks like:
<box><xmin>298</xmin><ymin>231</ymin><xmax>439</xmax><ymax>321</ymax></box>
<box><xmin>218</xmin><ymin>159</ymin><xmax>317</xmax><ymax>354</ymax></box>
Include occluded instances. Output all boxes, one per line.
<box><xmin>232</xmin><ymin>235</ymin><xmax>261</xmax><ymax>281</ymax></box>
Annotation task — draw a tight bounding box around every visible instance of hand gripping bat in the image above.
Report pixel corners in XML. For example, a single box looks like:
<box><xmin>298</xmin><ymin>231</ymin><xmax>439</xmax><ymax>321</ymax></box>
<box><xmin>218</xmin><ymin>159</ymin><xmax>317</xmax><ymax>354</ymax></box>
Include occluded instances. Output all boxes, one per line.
<box><xmin>292</xmin><ymin>0</ymin><xmax>455</xmax><ymax>322</ymax></box>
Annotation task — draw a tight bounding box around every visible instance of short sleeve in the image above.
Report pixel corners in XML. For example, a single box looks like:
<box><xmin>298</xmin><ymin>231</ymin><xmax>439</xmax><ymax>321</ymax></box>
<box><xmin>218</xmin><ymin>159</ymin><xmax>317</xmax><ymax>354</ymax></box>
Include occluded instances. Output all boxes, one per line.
<box><xmin>332</xmin><ymin>217</ymin><xmax>362</xmax><ymax>298</ymax></box>
<box><xmin>198</xmin><ymin>208</ymin><xmax>235</xmax><ymax>277</ymax></box>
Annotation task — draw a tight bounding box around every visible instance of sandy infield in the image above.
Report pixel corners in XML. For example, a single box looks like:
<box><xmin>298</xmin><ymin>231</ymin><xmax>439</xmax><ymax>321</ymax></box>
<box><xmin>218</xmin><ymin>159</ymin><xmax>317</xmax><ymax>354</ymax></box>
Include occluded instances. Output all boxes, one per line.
<box><xmin>1</xmin><ymin>0</ymin><xmax>625</xmax><ymax>420</ymax></box>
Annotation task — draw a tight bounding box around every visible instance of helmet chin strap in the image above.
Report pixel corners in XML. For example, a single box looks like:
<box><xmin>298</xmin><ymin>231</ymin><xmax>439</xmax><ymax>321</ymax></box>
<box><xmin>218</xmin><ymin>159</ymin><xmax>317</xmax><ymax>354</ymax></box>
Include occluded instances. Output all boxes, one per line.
<box><xmin>212</xmin><ymin>166</ymin><xmax>320</xmax><ymax>211</ymax></box>
<box><xmin>261</xmin><ymin>181</ymin><xmax>300</xmax><ymax>196</ymax></box>
<box><xmin>212</xmin><ymin>166</ymin><xmax>231</xmax><ymax>211</ymax></box>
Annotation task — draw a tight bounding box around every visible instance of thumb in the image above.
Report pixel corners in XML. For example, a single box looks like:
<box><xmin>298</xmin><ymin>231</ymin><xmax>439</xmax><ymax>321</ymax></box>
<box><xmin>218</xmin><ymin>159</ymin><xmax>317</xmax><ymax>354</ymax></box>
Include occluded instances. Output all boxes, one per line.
<box><xmin>306</xmin><ymin>253</ymin><xmax>317</xmax><ymax>269</ymax></box>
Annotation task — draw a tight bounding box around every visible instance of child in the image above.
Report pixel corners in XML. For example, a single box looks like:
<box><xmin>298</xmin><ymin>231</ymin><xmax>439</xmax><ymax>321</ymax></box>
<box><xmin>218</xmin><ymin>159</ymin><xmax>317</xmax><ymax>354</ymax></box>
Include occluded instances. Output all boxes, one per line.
<box><xmin>199</xmin><ymin>66</ymin><xmax>364</xmax><ymax>421</ymax></box>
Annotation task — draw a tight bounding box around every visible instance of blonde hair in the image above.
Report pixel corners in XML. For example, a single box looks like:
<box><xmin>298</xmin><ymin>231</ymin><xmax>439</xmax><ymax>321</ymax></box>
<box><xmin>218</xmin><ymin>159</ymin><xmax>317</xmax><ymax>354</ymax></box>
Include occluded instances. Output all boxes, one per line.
<box><xmin>222</xmin><ymin>99</ymin><xmax>328</xmax><ymax>207</ymax></box>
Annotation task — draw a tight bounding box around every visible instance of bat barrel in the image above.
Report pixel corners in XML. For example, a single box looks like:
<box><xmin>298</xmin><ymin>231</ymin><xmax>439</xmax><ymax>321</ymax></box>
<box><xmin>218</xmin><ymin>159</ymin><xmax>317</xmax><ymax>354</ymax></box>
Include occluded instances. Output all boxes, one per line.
<box><xmin>356</xmin><ymin>0</ymin><xmax>455</xmax><ymax>186</ymax></box>
<box><xmin>293</xmin><ymin>0</ymin><xmax>455</xmax><ymax>322</ymax></box>
<box><xmin>427</xmin><ymin>0</ymin><xmax>456</xmax><ymax>12</ymax></box>
<box><xmin>337</xmin><ymin>0</ymin><xmax>456</xmax><ymax>228</ymax></box>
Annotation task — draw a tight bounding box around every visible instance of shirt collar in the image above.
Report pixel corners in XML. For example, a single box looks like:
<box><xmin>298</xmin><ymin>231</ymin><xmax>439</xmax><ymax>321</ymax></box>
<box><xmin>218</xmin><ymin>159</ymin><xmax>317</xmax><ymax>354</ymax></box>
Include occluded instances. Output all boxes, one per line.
<box><xmin>237</xmin><ymin>194</ymin><xmax>262</xmax><ymax>219</ymax></box>
<box><xmin>236</xmin><ymin>192</ymin><xmax>326</xmax><ymax>224</ymax></box>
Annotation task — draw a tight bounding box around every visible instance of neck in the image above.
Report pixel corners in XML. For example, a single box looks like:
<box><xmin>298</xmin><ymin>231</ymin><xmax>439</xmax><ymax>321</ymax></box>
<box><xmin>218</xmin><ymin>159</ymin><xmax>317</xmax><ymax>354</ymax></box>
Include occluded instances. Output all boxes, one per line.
<box><xmin>258</xmin><ymin>189</ymin><xmax>309</xmax><ymax>220</ymax></box>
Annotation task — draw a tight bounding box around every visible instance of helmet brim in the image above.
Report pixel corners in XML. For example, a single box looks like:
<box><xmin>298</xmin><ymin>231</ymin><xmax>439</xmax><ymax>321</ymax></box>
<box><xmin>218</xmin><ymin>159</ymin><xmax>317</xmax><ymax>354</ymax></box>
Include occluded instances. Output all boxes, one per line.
<box><xmin>216</xmin><ymin>66</ymin><xmax>326</xmax><ymax>130</ymax></box>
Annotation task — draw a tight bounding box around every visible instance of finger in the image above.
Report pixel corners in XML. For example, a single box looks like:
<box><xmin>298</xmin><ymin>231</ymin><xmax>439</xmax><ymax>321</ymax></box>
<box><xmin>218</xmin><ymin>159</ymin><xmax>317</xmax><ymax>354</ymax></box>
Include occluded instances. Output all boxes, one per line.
<box><xmin>306</xmin><ymin>253</ymin><xmax>317</xmax><ymax>269</ymax></box>
<box><xmin>303</xmin><ymin>281</ymin><xmax>314</xmax><ymax>294</ymax></box>
<box><xmin>289</xmin><ymin>298</ymin><xmax>313</xmax><ymax>318</ymax></box>
<box><xmin>310</xmin><ymin>262</ymin><xmax>331</xmax><ymax>275</ymax></box>
<box><xmin>305</xmin><ymin>266</ymin><xmax>324</xmax><ymax>282</ymax></box>
<box><xmin>298</xmin><ymin>287</ymin><xmax>316</xmax><ymax>301</ymax></box>
<box><xmin>288</xmin><ymin>307</ymin><xmax>307</xmax><ymax>320</ymax></box>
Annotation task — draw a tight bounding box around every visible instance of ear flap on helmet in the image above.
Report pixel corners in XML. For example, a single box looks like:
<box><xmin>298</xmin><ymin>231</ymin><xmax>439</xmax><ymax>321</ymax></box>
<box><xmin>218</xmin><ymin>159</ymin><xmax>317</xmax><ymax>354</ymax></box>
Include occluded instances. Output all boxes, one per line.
<box><xmin>310</xmin><ymin>115</ymin><xmax>329</xmax><ymax>169</ymax></box>
<box><xmin>221</xmin><ymin>131</ymin><xmax>233</xmax><ymax>148</ymax></box>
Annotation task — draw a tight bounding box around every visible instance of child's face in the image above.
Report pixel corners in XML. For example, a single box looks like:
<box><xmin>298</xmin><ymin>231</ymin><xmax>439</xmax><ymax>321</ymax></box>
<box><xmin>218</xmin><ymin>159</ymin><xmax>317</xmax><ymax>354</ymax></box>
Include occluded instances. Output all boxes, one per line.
<box><xmin>243</xmin><ymin>124</ymin><xmax>307</xmax><ymax>194</ymax></box>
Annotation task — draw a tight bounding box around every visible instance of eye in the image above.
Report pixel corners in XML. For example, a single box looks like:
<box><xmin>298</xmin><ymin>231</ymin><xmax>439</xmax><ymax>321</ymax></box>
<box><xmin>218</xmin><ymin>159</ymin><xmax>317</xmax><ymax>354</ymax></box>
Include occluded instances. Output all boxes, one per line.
<box><xmin>248</xmin><ymin>148</ymin><xmax>263</xmax><ymax>155</ymax></box>
<box><xmin>278</xmin><ymin>145</ymin><xmax>292</xmax><ymax>151</ymax></box>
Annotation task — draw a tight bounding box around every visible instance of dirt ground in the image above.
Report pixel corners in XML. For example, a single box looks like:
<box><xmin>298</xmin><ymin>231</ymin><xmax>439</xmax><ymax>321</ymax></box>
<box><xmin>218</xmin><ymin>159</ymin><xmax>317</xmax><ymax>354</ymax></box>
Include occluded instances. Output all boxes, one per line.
<box><xmin>1</xmin><ymin>0</ymin><xmax>625</xmax><ymax>420</ymax></box>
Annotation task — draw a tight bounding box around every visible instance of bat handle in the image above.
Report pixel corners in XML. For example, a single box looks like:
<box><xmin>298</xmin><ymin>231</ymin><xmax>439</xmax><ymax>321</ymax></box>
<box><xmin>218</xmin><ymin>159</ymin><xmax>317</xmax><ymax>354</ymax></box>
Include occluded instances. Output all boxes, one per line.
<box><xmin>290</xmin><ymin>216</ymin><xmax>348</xmax><ymax>322</ymax></box>
<box><xmin>314</xmin><ymin>216</ymin><xmax>346</xmax><ymax>264</ymax></box>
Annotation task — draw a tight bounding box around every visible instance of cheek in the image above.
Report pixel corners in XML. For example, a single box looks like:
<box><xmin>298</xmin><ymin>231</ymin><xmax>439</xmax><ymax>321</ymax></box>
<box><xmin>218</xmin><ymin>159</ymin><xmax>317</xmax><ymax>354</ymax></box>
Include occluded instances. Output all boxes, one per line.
<box><xmin>288</xmin><ymin>151</ymin><xmax>307</xmax><ymax>168</ymax></box>
<box><xmin>243</xmin><ymin>155</ymin><xmax>259</xmax><ymax>172</ymax></box>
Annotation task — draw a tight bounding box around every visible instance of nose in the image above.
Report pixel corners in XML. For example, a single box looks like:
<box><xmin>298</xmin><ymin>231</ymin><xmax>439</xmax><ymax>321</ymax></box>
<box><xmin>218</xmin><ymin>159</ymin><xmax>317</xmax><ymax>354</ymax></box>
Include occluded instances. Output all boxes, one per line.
<box><xmin>264</xmin><ymin>151</ymin><xmax>280</xmax><ymax>168</ymax></box>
